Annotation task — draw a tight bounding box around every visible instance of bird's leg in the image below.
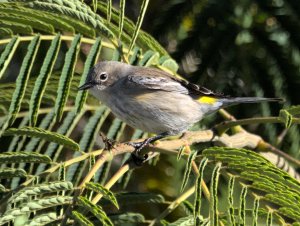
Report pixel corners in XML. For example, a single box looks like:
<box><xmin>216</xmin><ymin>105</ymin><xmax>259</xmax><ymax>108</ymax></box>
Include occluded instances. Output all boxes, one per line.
<box><xmin>127</xmin><ymin>133</ymin><xmax>168</xmax><ymax>165</ymax></box>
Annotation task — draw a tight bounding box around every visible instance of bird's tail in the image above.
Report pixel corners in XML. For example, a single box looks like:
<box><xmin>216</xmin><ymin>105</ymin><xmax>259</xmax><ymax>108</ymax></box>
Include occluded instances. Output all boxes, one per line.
<box><xmin>220</xmin><ymin>97</ymin><xmax>284</xmax><ymax>107</ymax></box>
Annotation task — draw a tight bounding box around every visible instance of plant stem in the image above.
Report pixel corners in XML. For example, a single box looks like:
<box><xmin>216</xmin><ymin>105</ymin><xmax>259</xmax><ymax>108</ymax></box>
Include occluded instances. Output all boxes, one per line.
<box><xmin>215</xmin><ymin>116</ymin><xmax>300</xmax><ymax>134</ymax></box>
<box><xmin>148</xmin><ymin>186</ymin><xmax>195</xmax><ymax>226</ymax></box>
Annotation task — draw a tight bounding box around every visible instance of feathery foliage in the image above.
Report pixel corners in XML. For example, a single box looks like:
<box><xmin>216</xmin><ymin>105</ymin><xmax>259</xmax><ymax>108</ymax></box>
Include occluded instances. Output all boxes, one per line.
<box><xmin>0</xmin><ymin>0</ymin><xmax>299</xmax><ymax>225</ymax></box>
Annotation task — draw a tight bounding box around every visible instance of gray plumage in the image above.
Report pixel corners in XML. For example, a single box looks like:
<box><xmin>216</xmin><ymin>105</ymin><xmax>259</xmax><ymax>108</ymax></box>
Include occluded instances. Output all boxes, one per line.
<box><xmin>79</xmin><ymin>61</ymin><xmax>283</xmax><ymax>136</ymax></box>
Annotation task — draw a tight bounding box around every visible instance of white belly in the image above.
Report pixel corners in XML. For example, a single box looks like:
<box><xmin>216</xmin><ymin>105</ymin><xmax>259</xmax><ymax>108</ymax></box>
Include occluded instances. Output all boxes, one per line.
<box><xmin>94</xmin><ymin>89</ymin><xmax>203</xmax><ymax>135</ymax></box>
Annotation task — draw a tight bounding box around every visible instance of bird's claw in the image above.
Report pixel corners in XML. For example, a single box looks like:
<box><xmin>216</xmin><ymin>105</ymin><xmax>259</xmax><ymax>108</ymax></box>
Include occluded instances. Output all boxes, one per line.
<box><xmin>126</xmin><ymin>141</ymin><xmax>149</xmax><ymax>166</ymax></box>
<box><xmin>131</xmin><ymin>152</ymin><xmax>149</xmax><ymax>166</ymax></box>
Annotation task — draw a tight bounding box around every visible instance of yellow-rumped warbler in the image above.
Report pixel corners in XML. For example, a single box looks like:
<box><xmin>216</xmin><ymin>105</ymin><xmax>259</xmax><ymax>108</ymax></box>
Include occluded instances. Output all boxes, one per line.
<box><xmin>79</xmin><ymin>61</ymin><xmax>282</xmax><ymax>162</ymax></box>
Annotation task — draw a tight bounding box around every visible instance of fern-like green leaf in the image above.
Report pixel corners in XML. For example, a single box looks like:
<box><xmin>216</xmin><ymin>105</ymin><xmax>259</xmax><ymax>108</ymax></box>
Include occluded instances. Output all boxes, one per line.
<box><xmin>106</xmin><ymin>0</ymin><xmax>112</xmax><ymax>24</ymax></box>
<box><xmin>194</xmin><ymin>157</ymin><xmax>208</xmax><ymax>221</ymax></box>
<box><xmin>5</xmin><ymin>196</ymin><xmax>73</xmax><ymax>217</ymax></box>
<box><xmin>101</xmin><ymin>192</ymin><xmax>165</xmax><ymax>206</ymax></box>
<box><xmin>54</xmin><ymin>34</ymin><xmax>81</xmax><ymax>121</ymax></box>
<box><xmin>77</xmin><ymin>196</ymin><xmax>113</xmax><ymax>226</ymax></box>
<box><xmin>3</xmin><ymin>34</ymin><xmax>41</xmax><ymax>128</ymax></box>
<box><xmin>86</xmin><ymin>182</ymin><xmax>119</xmax><ymax>209</ymax></box>
<box><xmin>204</xmin><ymin>147</ymin><xmax>300</xmax><ymax>223</ymax></box>
<box><xmin>239</xmin><ymin>185</ymin><xmax>247</xmax><ymax>225</ymax></box>
<box><xmin>66</xmin><ymin>107</ymin><xmax>109</xmax><ymax>183</ymax></box>
<box><xmin>252</xmin><ymin>198</ymin><xmax>259</xmax><ymax>226</ymax></box>
<box><xmin>159</xmin><ymin>55</ymin><xmax>179</xmax><ymax>73</ymax></box>
<box><xmin>25</xmin><ymin>110</ymin><xmax>56</xmax><ymax>152</ymax></box>
<box><xmin>266</xmin><ymin>211</ymin><xmax>273</xmax><ymax>226</ymax></box>
<box><xmin>8</xmin><ymin>115</ymin><xmax>29</xmax><ymax>151</ymax></box>
<box><xmin>24</xmin><ymin>212</ymin><xmax>57</xmax><ymax>226</ymax></box>
<box><xmin>128</xmin><ymin>0</ymin><xmax>149</xmax><ymax>52</ymax></box>
<box><xmin>167</xmin><ymin>216</ymin><xmax>196</xmax><ymax>226</ymax></box>
<box><xmin>118</xmin><ymin>0</ymin><xmax>125</xmax><ymax>39</ymax></box>
<box><xmin>109</xmin><ymin>212</ymin><xmax>145</xmax><ymax>224</ymax></box>
<box><xmin>9</xmin><ymin>181</ymin><xmax>73</xmax><ymax>203</ymax></box>
<box><xmin>28</xmin><ymin>0</ymin><xmax>114</xmax><ymax>38</ymax></box>
<box><xmin>3</xmin><ymin>127</ymin><xmax>80</xmax><ymax>151</ymax></box>
<box><xmin>210</xmin><ymin>163</ymin><xmax>221</xmax><ymax>226</ymax></box>
<box><xmin>0</xmin><ymin>20</ymin><xmax>33</xmax><ymax>34</ymax></box>
<box><xmin>75</xmin><ymin>37</ymin><xmax>102</xmax><ymax>113</ymax></box>
<box><xmin>177</xmin><ymin>146</ymin><xmax>186</xmax><ymax>160</ymax></box>
<box><xmin>0</xmin><ymin>168</ymin><xmax>27</xmax><ymax>178</ymax></box>
<box><xmin>0</xmin><ymin>27</ymin><xmax>12</xmax><ymax>37</ymax></box>
<box><xmin>129</xmin><ymin>46</ymin><xmax>141</xmax><ymax>65</ymax></box>
<box><xmin>284</xmin><ymin>105</ymin><xmax>300</xmax><ymax>116</ymax></box>
<box><xmin>279</xmin><ymin>109</ymin><xmax>293</xmax><ymax>128</ymax></box>
<box><xmin>0</xmin><ymin>152</ymin><xmax>51</xmax><ymax>164</ymax></box>
<box><xmin>139</xmin><ymin>50</ymin><xmax>159</xmax><ymax>66</ymax></box>
<box><xmin>228</xmin><ymin>175</ymin><xmax>236</xmax><ymax>225</ymax></box>
<box><xmin>181</xmin><ymin>150</ymin><xmax>197</xmax><ymax>192</ymax></box>
<box><xmin>0</xmin><ymin>36</ymin><xmax>19</xmax><ymax>79</ymax></box>
<box><xmin>72</xmin><ymin>210</ymin><xmax>94</xmax><ymax>226</ymax></box>
<box><xmin>29</xmin><ymin>33</ymin><xmax>61</xmax><ymax>126</ymax></box>
<box><xmin>0</xmin><ymin>13</ymin><xmax>55</xmax><ymax>34</ymax></box>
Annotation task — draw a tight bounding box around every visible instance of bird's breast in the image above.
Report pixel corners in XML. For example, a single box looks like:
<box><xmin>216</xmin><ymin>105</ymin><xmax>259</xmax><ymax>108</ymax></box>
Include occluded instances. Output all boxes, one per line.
<box><xmin>95</xmin><ymin>89</ymin><xmax>204</xmax><ymax>134</ymax></box>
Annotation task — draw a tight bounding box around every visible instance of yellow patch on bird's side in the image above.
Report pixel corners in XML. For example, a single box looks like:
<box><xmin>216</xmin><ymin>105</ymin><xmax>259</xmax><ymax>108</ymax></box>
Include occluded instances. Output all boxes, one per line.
<box><xmin>198</xmin><ymin>96</ymin><xmax>217</xmax><ymax>104</ymax></box>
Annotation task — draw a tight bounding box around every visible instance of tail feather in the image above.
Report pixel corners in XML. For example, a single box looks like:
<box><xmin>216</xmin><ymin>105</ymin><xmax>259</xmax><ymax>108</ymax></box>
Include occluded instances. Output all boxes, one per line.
<box><xmin>220</xmin><ymin>97</ymin><xmax>284</xmax><ymax>107</ymax></box>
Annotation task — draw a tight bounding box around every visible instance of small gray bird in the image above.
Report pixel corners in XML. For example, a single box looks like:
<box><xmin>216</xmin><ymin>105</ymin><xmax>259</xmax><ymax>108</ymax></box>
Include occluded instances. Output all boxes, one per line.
<box><xmin>78</xmin><ymin>61</ymin><xmax>282</xmax><ymax>163</ymax></box>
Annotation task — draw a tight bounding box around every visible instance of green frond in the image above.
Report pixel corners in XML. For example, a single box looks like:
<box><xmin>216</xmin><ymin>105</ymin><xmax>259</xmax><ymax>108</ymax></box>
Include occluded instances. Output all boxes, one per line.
<box><xmin>118</xmin><ymin>0</ymin><xmax>125</xmax><ymax>40</ymax></box>
<box><xmin>27</xmin><ymin>0</ymin><xmax>114</xmax><ymax>38</ymax></box>
<box><xmin>3</xmin><ymin>127</ymin><xmax>80</xmax><ymax>151</ymax></box>
<box><xmin>0</xmin><ymin>168</ymin><xmax>27</xmax><ymax>179</ymax></box>
<box><xmin>194</xmin><ymin>158</ymin><xmax>208</xmax><ymax>221</ymax></box>
<box><xmin>210</xmin><ymin>162</ymin><xmax>221</xmax><ymax>226</ymax></box>
<box><xmin>0</xmin><ymin>20</ymin><xmax>33</xmax><ymax>35</ymax></box>
<box><xmin>77</xmin><ymin>196</ymin><xmax>113</xmax><ymax>226</ymax></box>
<box><xmin>203</xmin><ymin>147</ymin><xmax>300</xmax><ymax>224</ymax></box>
<box><xmin>228</xmin><ymin>175</ymin><xmax>236</xmax><ymax>225</ymax></box>
<box><xmin>109</xmin><ymin>212</ymin><xmax>145</xmax><ymax>225</ymax></box>
<box><xmin>7</xmin><ymin>115</ymin><xmax>29</xmax><ymax>151</ymax></box>
<box><xmin>167</xmin><ymin>216</ymin><xmax>195</xmax><ymax>226</ymax></box>
<box><xmin>24</xmin><ymin>110</ymin><xmax>56</xmax><ymax>151</ymax></box>
<box><xmin>252</xmin><ymin>198</ymin><xmax>260</xmax><ymax>226</ymax></box>
<box><xmin>24</xmin><ymin>212</ymin><xmax>57</xmax><ymax>226</ymax></box>
<box><xmin>1</xmin><ymin>196</ymin><xmax>73</xmax><ymax>224</ymax></box>
<box><xmin>75</xmin><ymin>37</ymin><xmax>102</xmax><ymax>113</ymax></box>
<box><xmin>239</xmin><ymin>185</ymin><xmax>248</xmax><ymax>225</ymax></box>
<box><xmin>0</xmin><ymin>152</ymin><xmax>51</xmax><ymax>164</ymax></box>
<box><xmin>72</xmin><ymin>210</ymin><xmax>94</xmax><ymax>226</ymax></box>
<box><xmin>0</xmin><ymin>36</ymin><xmax>19</xmax><ymax>79</ymax></box>
<box><xmin>9</xmin><ymin>181</ymin><xmax>73</xmax><ymax>203</ymax></box>
<box><xmin>3</xmin><ymin>34</ymin><xmax>40</xmax><ymax>128</ymax></box>
<box><xmin>86</xmin><ymin>182</ymin><xmax>119</xmax><ymax>209</ymax></box>
<box><xmin>181</xmin><ymin>150</ymin><xmax>197</xmax><ymax>192</ymax></box>
<box><xmin>29</xmin><ymin>33</ymin><xmax>61</xmax><ymax>126</ymax></box>
<box><xmin>54</xmin><ymin>34</ymin><xmax>81</xmax><ymax>121</ymax></box>
<box><xmin>103</xmin><ymin>192</ymin><xmax>165</xmax><ymax>206</ymax></box>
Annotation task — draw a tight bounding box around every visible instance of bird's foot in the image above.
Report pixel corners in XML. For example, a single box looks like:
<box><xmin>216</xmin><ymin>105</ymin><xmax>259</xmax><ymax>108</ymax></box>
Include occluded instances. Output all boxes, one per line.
<box><xmin>131</xmin><ymin>152</ymin><xmax>149</xmax><ymax>166</ymax></box>
<box><xmin>126</xmin><ymin>140</ymin><xmax>152</xmax><ymax>166</ymax></box>
<box><xmin>126</xmin><ymin>133</ymin><xmax>168</xmax><ymax>166</ymax></box>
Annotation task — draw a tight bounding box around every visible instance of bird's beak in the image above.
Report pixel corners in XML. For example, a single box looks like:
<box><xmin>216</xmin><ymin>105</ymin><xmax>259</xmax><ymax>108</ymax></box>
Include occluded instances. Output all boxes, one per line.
<box><xmin>78</xmin><ymin>81</ymin><xmax>94</xmax><ymax>90</ymax></box>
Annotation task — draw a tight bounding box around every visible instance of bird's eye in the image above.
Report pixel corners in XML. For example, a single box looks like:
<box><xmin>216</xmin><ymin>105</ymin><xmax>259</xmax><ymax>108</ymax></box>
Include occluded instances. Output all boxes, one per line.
<box><xmin>99</xmin><ymin>72</ymin><xmax>108</xmax><ymax>81</ymax></box>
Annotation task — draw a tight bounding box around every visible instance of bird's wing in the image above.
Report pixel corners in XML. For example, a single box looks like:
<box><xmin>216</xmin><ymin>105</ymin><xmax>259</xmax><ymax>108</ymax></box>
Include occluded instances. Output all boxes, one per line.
<box><xmin>127</xmin><ymin>67</ymin><xmax>227</xmax><ymax>99</ymax></box>
<box><xmin>127</xmin><ymin>68</ymin><xmax>188</xmax><ymax>93</ymax></box>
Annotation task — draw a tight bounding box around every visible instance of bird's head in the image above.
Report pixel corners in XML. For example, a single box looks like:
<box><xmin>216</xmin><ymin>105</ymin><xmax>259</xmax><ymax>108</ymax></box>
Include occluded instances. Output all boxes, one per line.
<box><xmin>78</xmin><ymin>61</ymin><xmax>131</xmax><ymax>91</ymax></box>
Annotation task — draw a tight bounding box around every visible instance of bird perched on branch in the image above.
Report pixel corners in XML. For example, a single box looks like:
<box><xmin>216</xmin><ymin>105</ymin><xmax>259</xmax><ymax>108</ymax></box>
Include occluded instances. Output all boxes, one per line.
<box><xmin>79</xmin><ymin>61</ymin><xmax>283</xmax><ymax>164</ymax></box>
